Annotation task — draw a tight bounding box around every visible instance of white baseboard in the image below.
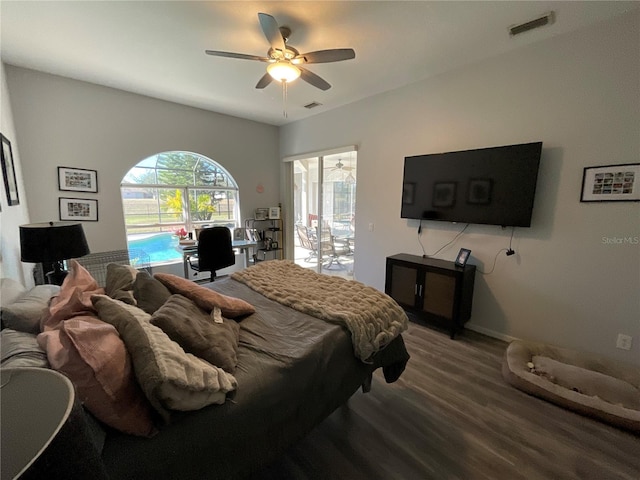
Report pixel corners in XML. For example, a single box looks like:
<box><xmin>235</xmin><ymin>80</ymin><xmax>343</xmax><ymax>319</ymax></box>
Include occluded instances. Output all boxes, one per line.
<box><xmin>465</xmin><ymin>323</ymin><xmax>518</xmax><ymax>343</ymax></box>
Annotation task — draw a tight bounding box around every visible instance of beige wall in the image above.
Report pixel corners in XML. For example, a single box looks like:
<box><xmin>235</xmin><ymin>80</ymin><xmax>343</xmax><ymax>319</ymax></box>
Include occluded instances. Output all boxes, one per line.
<box><xmin>4</xmin><ymin>67</ymin><xmax>279</xmax><ymax>278</ymax></box>
<box><xmin>0</xmin><ymin>62</ymin><xmax>32</xmax><ymax>286</ymax></box>
<box><xmin>280</xmin><ymin>12</ymin><xmax>640</xmax><ymax>365</ymax></box>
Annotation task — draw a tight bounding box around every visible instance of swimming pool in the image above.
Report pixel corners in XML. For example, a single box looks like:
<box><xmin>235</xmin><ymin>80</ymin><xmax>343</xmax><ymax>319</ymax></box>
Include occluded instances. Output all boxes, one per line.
<box><xmin>127</xmin><ymin>232</ymin><xmax>181</xmax><ymax>264</ymax></box>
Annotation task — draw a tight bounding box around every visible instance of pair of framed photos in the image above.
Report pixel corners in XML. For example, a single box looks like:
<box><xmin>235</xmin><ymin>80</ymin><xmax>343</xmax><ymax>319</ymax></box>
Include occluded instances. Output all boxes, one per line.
<box><xmin>255</xmin><ymin>207</ymin><xmax>281</xmax><ymax>220</ymax></box>
<box><xmin>58</xmin><ymin>166</ymin><xmax>99</xmax><ymax>221</ymax></box>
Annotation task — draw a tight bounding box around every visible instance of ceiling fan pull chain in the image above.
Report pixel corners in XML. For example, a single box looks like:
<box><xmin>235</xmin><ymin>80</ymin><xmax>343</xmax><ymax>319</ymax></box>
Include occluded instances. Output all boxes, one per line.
<box><xmin>282</xmin><ymin>80</ymin><xmax>288</xmax><ymax>118</ymax></box>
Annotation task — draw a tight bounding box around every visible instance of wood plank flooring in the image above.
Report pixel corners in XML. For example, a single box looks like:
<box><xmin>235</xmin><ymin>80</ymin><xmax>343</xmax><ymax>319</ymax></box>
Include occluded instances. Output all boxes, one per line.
<box><xmin>251</xmin><ymin>319</ymin><xmax>640</xmax><ymax>480</ymax></box>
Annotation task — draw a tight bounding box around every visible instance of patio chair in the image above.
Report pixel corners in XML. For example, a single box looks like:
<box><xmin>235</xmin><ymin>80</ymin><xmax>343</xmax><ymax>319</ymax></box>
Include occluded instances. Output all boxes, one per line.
<box><xmin>318</xmin><ymin>227</ymin><xmax>351</xmax><ymax>269</ymax></box>
<box><xmin>296</xmin><ymin>224</ymin><xmax>320</xmax><ymax>262</ymax></box>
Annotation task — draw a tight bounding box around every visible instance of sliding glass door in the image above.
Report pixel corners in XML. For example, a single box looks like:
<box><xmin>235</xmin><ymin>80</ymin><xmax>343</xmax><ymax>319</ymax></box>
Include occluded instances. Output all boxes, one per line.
<box><xmin>291</xmin><ymin>150</ymin><xmax>357</xmax><ymax>277</ymax></box>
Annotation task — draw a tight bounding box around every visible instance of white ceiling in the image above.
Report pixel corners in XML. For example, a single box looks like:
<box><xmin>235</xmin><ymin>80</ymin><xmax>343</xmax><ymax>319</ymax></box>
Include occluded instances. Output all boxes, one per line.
<box><xmin>1</xmin><ymin>1</ymin><xmax>637</xmax><ymax>126</ymax></box>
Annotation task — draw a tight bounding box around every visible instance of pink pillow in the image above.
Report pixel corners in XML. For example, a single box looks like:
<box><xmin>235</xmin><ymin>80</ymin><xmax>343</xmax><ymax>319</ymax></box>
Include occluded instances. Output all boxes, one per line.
<box><xmin>154</xmin><ymin>273</ymin><xmax>255</xmax><ymax>318</ymax></box>
<box><xmin>38</xmin><ymin>315</ymin><xmax>157</xmax><ymax>437</ymax></box>
<box><xmin>38</xmin><ymin>260</ymin><xmax>157</xmax><ymax>436</ymax></box>
<box><xmin>42</xmin><ymin>259</ymin><xmax>104</xmax><ymax>331</ymax></box>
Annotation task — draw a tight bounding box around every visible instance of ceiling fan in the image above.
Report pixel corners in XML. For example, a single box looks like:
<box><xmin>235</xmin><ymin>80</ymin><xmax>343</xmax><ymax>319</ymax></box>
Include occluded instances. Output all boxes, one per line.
<box><xmin>330</xmin><ymin>159</ymin><xmax>354</xmax><ymax>172</ymax></box>
<box><xmin>205</xmin><ymin>12</ymin><xmax>355</xmax><ymax>91</ymax></box>
<box><xmin>329</xmin><ymin>159</ymin><xmax>356</xmax><ymax>184</ymax></box>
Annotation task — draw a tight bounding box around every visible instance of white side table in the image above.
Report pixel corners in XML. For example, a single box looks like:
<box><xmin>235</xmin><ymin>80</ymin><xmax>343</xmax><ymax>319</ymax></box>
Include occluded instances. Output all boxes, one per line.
<box><xmin>1</xmin><ymin>367</ymin><xmax>107</xmax><ymax>479</ymax></box>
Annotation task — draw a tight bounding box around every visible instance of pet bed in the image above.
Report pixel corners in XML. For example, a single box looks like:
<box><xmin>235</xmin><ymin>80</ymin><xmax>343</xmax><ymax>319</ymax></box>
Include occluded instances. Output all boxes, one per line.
<box><xmin>502</xmin><ymin>340</ymin><xmax>639</xmax><ymax>433</ymax></box>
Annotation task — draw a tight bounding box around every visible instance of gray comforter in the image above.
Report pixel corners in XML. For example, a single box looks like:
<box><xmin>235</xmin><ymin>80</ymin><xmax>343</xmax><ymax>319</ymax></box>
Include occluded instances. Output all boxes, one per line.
<box><xmin>101</xmin><ymin>278</ymin><xmax>409</xmax><ymax>480</ymax></box>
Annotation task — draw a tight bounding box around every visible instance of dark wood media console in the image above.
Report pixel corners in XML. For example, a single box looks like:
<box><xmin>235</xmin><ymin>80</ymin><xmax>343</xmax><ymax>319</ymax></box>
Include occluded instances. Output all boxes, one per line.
<box><xmin>385</xmin><ymin>253</ymin><xmax>476</xmax><ymax>338</ymax></box>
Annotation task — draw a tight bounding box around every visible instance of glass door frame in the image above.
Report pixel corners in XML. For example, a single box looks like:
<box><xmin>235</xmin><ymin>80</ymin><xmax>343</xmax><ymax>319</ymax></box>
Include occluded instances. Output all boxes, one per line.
<box><xmin>284</xmin><ymin>146</ymin><xmax>357</xmax><ymax>275</ymax></box>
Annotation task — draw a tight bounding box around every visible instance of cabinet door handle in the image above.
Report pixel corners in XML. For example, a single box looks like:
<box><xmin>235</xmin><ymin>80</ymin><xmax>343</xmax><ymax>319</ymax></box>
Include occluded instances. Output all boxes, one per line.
<box><xmin>414</xmin><ymin>284</ymin><xmax>418</xmax><ymax>296</ymax></box>
<box><xmin>419</xmin><ymin>285</ymin><xmax>423</xmax><ymax>297</ymax></box>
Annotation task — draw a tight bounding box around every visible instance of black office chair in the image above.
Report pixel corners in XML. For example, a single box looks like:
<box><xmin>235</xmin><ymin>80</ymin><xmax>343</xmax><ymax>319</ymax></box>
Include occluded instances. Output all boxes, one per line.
<box><xmin>187</xmin><ymin>227</ymin><xmax>235</xmax><ymax>282</ymax></box>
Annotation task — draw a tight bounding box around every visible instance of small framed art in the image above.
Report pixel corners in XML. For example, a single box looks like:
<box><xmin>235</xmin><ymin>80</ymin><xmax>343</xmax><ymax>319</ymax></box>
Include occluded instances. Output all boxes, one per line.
<box><xmin>58</xmin><ymin>166</ymin><xmax>98</xmax><ymax>193</ymax></box>
<box><xmin>455</xmin><ymin>248</ymin><xmax>471</xmax><ymax>267</ymax></box>
<box><xmin>59</xmin><ymin>197</ymin><xmax>99</xmax><ymax>221</ymax></box>
<box><xmin>1</xmin><ymin>133</ymin><xmax>20</xmax><ymax>206</ymax></box>
<box><xmin>255</xmin><ymin>208</ymin><xmax>268</xmax><ymax>220</ymax></box>
<box><xmin>233</xmin><ymin>228</ymin><xmax>245</xmax><ymax>241</ymax></box>
<box><xmin>580</xmin><ymin>163</ymin><xmax>639</xmax><ymax>202</ymax></box>
<box><xmin>269</xmin><ymin>206</ymin><xmax>281</xmax><ymax>219</ymax></box>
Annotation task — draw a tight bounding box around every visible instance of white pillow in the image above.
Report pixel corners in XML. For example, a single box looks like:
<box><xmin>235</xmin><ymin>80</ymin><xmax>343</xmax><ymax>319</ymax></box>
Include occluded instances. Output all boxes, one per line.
<box><xmin>0</xmin><ymin>278</ymin><xmax>27</xmax><ymax>307</ymax></box>
<box><xmin>0</xmin><ymin>328</ymin><xmax>49</xmax><ymax>368</ymax></box>
<box><xmin>1</xmin><ymin>285</ymin><xmax>60</xmax><ymax>333</ymax></box>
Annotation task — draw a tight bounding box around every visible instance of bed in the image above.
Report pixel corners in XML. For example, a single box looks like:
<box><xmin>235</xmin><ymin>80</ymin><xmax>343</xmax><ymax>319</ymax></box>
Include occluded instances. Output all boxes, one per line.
<box><xmin>2</xmin><ymin>261</ymin><xmax>410</xmax><ymax>479</ymax></box>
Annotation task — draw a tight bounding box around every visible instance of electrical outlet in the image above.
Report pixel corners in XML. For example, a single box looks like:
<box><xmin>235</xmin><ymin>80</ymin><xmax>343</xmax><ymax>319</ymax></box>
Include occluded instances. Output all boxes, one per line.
<box><xmin>368</xmin><ymin>223</ymin><xmax>374</xmax><ymax>232</ymax></box>
<box><xmin>616</xmin><ymin>334</ymin><xmax>632</xmax><ymax>350</ymax></box>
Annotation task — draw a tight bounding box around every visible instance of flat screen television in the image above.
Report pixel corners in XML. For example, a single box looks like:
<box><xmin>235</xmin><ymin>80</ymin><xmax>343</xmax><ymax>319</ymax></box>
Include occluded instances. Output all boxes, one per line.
<box><xmin>401</xmin><ymin>142</ymin><xmax>542</xmax><ymax>227</ymax></box>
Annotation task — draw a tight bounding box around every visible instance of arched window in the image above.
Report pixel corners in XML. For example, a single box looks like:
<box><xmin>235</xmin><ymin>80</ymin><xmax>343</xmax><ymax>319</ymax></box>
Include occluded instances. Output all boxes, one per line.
<box><xmin>121</xmin><ymin>151</ymin><xmax>240</xmax><ymax>265</ymax></box>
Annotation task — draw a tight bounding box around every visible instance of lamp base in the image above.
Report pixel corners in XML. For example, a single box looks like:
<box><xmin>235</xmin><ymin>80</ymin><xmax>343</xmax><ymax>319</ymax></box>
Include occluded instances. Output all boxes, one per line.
<box><xmin>45</xmin><ymin>262</ymin><xmax>68</xmax><ymax>286</ymax></box>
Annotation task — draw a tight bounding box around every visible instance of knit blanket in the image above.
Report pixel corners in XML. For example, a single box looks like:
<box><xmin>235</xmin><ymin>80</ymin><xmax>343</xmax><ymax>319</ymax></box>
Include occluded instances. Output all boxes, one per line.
<box><xmin>231</xmin><ymin>260</ymin><xmax>408</xmax><ymax>361</ymax></box>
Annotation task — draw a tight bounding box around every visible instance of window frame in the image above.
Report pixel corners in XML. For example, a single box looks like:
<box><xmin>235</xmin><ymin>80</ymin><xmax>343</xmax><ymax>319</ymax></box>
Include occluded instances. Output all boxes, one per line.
<box><xmin>120</xmin><ymin>152</ymin><xmax>240</xmax><ymax>265</ymax></box>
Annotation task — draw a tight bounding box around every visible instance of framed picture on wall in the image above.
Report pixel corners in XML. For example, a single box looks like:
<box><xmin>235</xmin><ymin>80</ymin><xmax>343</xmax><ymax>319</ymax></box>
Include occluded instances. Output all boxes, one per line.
<box><xmin>59</xmin><ymin>197</ymin><xmax>99</xmax><ymax>221</ymax></box>
<box><xmin>58</xmin><ymin>166</ymin><xmax>98</xmax><ymax>193</ymax></box>
<box><xmin>1</xmin><ymin>133</ymin><xmax>20</xmax><ymax>206</ymax></box>
<box><xmin>580</xmin><ymin>163</ymin><xmax>639</xmax><ymax>202</ymax></box>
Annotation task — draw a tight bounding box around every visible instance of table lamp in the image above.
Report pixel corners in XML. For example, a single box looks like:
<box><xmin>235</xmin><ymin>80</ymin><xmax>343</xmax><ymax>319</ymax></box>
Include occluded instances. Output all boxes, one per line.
<box><xmin>19</xmin><ymin>222</ymin><xmax>90</xmax><ymax>285</ymax></box>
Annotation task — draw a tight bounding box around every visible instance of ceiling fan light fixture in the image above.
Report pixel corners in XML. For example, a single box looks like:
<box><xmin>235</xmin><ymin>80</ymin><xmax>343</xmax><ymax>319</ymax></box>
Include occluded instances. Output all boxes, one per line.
<box><xmin>267</xmin><ymin>61</ymin><xmax>301</xmax><ymax>82</ymax></box>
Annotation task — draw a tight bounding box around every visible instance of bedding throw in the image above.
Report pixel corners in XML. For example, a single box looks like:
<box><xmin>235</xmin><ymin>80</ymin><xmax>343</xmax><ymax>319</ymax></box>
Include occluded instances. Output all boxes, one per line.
<box><xmin>232</xmin><ymin>260</ymin><xmax>408</xmax><ymax>361</ymax></box>
<box><xmin>92</xmin><ymin>295</ymin><xmax>237</xmax><ymax>423</ymax></box>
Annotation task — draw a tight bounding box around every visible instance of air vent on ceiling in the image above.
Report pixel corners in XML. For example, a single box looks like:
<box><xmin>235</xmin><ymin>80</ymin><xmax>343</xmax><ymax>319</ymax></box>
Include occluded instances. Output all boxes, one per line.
<box><xmin>509</xmin><ymin>11</ymin><xmax>555</xmax><ymax>37</ymax></box>
<box><xmin>304</xmin><ymin>101</ymin><xmax>323</xmax><ymax>109</ymax></box>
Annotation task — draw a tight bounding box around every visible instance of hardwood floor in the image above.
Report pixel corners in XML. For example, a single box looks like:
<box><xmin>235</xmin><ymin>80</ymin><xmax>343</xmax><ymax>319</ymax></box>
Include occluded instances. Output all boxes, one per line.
<box><xmin>251</xmin><ymin>319</ymin><xmax>640</xmax><ymax>480</ymax></box>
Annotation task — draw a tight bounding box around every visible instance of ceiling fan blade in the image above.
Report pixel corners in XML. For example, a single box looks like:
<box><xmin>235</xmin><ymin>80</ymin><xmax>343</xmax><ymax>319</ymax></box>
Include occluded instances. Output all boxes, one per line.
<box><xmin>299</xmin><ymin>67</ymin><xmax>331</xmax><ymax>91</ymax></box>
<box><xmin>297</xmin><ymin>49</ymin><xmax>356</xmax><ymax>64</ymax></box>
<box><xmin>205</xmin><ymin>50</ymin><xmax>270</xmax><ymax>62</ymax></box>
<box><xmin>255</xmin><ymin>73</ymin><xmax>273</xmax><ymax>89</ymax></box>
<box><xmin>258</xmin><ymin>13</ymin><xmax>285</xmax><ymax>53</ymax></box>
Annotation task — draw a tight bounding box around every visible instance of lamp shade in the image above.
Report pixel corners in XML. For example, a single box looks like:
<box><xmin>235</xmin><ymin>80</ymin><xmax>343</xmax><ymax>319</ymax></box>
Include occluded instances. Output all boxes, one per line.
<box><xmin>267</xmin><ymin>61</ymin><xmax>301</xmax><ymax>82</ymax></box>
<box><xmin>20</xmin><ymin>222</ymin><xmax>89</xmax><ymax>263</ymax></box>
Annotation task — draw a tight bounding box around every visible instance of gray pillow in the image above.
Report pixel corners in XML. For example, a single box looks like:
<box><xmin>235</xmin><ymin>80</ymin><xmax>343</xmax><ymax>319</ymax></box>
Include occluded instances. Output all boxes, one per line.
<box><xmin>1</xmin><ymin>285</ymin><xmax>60</xmax><ymax>333</ymax></box>
<box><xmin>0</xmin><ymin>329</ymin><xmax>49</xmax><ymax>368</ymax></box>
<box><xmin>91</xmin><ymin>294</ymin><xmax>237</xmax><ymax>423</ymax></box>
<box><xmin>105</xmin><ymin>263</ymin><xmax>138</xmax><ymax>305</ymax></box>
<box><xmin>132</xmin><ymin>271</ymin><xmax>171</xmax><ymax>314</ymax></box>
<box><xmin>150</xmin><ymin>294</ymin><xmax>240</xmax><ymax>374</ymax></box>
